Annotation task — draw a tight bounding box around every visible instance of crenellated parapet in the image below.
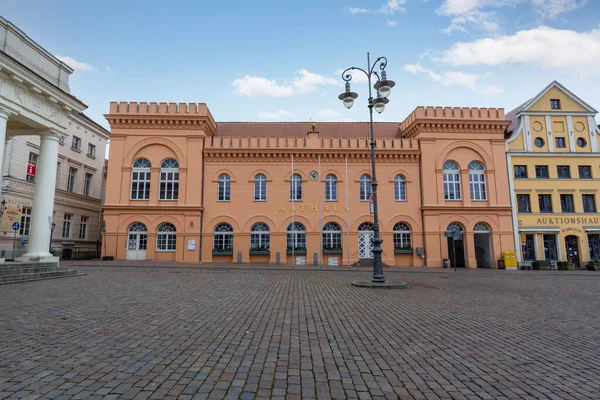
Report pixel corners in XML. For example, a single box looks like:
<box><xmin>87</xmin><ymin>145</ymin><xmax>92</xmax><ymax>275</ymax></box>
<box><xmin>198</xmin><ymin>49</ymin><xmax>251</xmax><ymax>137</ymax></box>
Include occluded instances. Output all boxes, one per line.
<box><xmin>105</xmin><ymin>101</ymin><xmax>216</xmax><ymax>135</ymax></box>
<box><xmin>400</xmin><ymin>106</ymin><xmax>508</xmax><ymax>138</ymax></box>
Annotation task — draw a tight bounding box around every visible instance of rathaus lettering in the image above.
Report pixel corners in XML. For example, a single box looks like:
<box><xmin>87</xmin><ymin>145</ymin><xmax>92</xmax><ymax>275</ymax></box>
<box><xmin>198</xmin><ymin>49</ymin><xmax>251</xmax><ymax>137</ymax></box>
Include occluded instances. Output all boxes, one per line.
<box><xmin>278</xmin><ymin>204</ymin><xmax>350</xmax><ymax>212</ymax></box>
<box><xmin>536</xmin><ymin>217</ymin><xmax>600</xmax><ymax>225</ymax></box>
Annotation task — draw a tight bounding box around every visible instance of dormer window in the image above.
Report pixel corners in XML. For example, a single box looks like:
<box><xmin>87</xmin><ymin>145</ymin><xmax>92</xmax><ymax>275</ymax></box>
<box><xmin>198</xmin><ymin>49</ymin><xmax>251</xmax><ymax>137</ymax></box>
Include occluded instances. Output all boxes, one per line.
<box><xmin>550</xmin><ymin>99</ymin><xmax>561</xmax><ymax>110</ymax></box>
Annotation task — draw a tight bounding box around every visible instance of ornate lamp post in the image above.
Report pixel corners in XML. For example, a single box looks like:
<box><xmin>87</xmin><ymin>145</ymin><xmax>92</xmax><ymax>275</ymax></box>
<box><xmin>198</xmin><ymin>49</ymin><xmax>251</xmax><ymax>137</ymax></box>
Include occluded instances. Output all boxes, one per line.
<box><xmin>339</xmin><ymin>53</ymin><xmax>395</xmax><ymax>283</ymax></box>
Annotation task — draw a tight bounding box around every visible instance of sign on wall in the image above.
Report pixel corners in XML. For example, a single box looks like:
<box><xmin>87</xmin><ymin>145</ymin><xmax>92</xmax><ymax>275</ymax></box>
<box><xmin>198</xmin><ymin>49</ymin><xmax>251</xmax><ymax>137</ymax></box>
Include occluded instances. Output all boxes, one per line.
<box><xmin>26</xmin><ymin>163</ymin><xmax>36</xmax><ymax>178</ymax></box>
<box><xmin>1</xmin><ymin>204</ymin><xmax>22</xmax><ymax>232</ymax></box>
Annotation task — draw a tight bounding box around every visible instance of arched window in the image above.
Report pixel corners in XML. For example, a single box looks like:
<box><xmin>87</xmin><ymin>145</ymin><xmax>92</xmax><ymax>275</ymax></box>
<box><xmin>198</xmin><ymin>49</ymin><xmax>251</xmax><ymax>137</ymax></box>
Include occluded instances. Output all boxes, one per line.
<box><xmin>287</xmin><ymin>222</ymin><xmax>306</xmax><ymax>250</ymax></box>
<box><xmin>358</xmin><ymin>222</ymin><xmax>374</xmax><ymax>232</ymax></box>
<box><xmin>214</xmin><ymin>223</ymin><xmax>233</xmax><ymax>251</ymax></box>
<box><xmin>468</xmin><ymin>161</ymin><xmax>486</xmax><ymax>201</ymax></box>
<box><xmin>393</xmin><ymin>222</ymin><xmax>412</xmax><ymax>250</ymax></box>
<box><xmin>290</xmin><ymin>174</ymin><xmax>302</xmax><ymax>201</ymax></box>
<box><xmin>474</xmin><ymin>222</ymin><xmax>490</xmax><ymax>232</ymax></box>
<box><xmin>360</xmin><ymin>174</ymin><xmax>371</xmax><ymax>201</ymax></box>
<box><xmin>443</xmin><ymin>161</ymin><xmax>461</xmax><ymax>200</ymax></box>
<box><xmin>131</xmin><ymin>158</ymin><xmax>151</xmax><ymax>200</ymax></box>
<box><xmin>218</xmin><ymin>174</ymin><xmax>231</xmax><ymax>201</ymax></box>
<box><xmin>322</xmin><ymin>222</ymin><xmax>342</xmax><ymax>250</ymax></box>
<box><xmin>127</xmin><ymin>222</ymin><xmax>147</xmax><ymax>250</ymax></box>
<box><xmin>447</xmin><ymin>222</ymin><xmax>464</xmax><ymax>232</ymax></box>
<box><xmin>325</xmin><ymin>174</ymin><xmax>337</xmax><ymax>201</ymax></box>
<box><xmin>156</xmin><ymin>222</ymin><xmax>176</xmax><ymax>252</ymax></box>
<box><xmin>250</xmin><ymin>222</ymin><xmax>270</xmax><ymax>250</ymax></box>
<box><xmin>394</xmin><ymin>175</ymin><xmax>406</xmax><ymax>201</ymax></box>
<box><xmin>159</xmin><ymin>159</ymin><xmax>179</xmax><ymax>200</ymax></box>
<box><xmin>254</xmin><ymin>174</ymin><xmax>267</xmax><ymax>201</ymax></box>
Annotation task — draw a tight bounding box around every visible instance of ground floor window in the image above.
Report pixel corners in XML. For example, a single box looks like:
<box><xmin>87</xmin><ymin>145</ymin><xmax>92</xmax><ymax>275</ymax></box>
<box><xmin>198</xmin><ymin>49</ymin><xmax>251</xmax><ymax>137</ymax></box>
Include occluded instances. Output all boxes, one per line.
<box><xmin>522</xmin><ymin>233</ymin><xmax>535</xmax><ymax>261</ymax></box>
<box><xmin>287</xmin><ymin>222</ymin><xmax>306</xmax><ymax>251</ymax></box>
<box><xmin>589</xmin><ymin>234</ymin><xmax>600</xmax><ymax>261</ymax></box>
<box><xmin>322</xmin><ymin>222</ymin><xmax>342</xmax><ymax>250</ymax></box>
<box><xmin>393</xmin><ymin>222</ymin><xmax>412</xmax><ymax>250</ymax></box>
<box><xmin>20</xmin><ymin>207</ymin><xmax>32</xmax><ymax>236</ymax></box>
<box><xmin>156</xmin><ymin>222</ymin><xmax>177</xmax><ymax>252</ymax></box>
<box><xmin>543</xmin><ymin>234</ymin><xmax>558</xmax><ymax>261</ymax></box>
<box><xmin>214</xmin><ymin>223</ymin><xmax>234</xmax><ymax>251</ymax></box>
<box><xmin>250</xmin><ymin>222</ymin><xmax>270</xmax><ymax>250</ymax></box>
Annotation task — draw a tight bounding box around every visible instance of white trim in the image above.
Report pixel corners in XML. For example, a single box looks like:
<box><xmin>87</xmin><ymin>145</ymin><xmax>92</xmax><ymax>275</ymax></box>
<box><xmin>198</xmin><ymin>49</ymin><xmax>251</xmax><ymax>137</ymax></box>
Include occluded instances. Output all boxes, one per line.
<box><xmin>506</xmin><ymin>152</ymin><xmax>600</xmax><ymax>157</ymax></box>
<box><xmin>520</xmin><ymin>111</ymin><xmax>596</xmax><ymax>117</ymax></box>
<box><xmin>545</xmin><ymin>115</ymin><xmax>555</xmax><ymax>152</ymax></box>
<box><xmin>566</xmin><ymin>116</ymin><xmax>576</xmax><ymax>151</ymax></box>
<box><xmin>556</xmin><ymin>233</ymin><xmax>562</xmax><ymax>260</ymax></box>
<box><xmin>506</xmin><ymin>119</ymin><xmax>522</xmax><ymax>145</ymax></box>
<box><xmin>523</xmin><ymin>115</ymin><xmax>533</xmax><ymax>152</ymax></box>
<box><xmin>519</xmin><ymin>228</ymin><xmax>560</xmax><ymax>232</ymax></box>
<box><xmin>533</xmin><ymin>233</ymin><xmax>539</xmax><ymax>260</ymax></box>
<box><xmin>519</xmin><ymin>81</ymin><xmax>598</xmax><ymax>114</ymax></box>
<box><xmin>506</xmin><ymin>154</ymin><xmax>522</xmax><ymax>262</ymax></box>
<box><xmin>587</xmin><ymin>116</ymin><xmax>599</xmax><ymax>152</ymax></box>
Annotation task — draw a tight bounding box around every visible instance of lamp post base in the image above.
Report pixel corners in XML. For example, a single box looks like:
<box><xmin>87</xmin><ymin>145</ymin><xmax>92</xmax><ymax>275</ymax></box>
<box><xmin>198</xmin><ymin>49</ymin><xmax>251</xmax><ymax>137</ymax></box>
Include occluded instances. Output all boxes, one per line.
<box><xmin>351</xmin><ymin>280</ymin><xmax>408</xmax><ymax>289</ymax></box>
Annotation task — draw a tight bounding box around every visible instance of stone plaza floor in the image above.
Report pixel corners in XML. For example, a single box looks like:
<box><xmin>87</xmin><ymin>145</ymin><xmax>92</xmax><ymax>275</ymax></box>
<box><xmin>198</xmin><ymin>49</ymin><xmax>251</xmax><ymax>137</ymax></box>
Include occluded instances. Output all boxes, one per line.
<box><xmin>1</xmin><ymin>265</ymin><xmax>600</xmax><ymax>399</ymax></box>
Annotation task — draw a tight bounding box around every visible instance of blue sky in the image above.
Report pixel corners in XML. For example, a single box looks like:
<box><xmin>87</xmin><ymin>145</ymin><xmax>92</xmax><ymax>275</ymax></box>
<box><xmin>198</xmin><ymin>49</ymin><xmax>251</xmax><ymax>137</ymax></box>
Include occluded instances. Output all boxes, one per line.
<box><xmin>3</xmin><ymin>0</ymin><xmax>600</xmax><ymax>129</ymax></box>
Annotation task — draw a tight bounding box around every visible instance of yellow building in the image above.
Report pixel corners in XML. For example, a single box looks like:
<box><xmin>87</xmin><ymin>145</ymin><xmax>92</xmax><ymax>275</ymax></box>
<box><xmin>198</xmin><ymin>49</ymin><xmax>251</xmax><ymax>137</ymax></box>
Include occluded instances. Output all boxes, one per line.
<box><xmin>506</xmin><ymin>81</ymin><xmax>600</xmax><ymax>267</ymax></box>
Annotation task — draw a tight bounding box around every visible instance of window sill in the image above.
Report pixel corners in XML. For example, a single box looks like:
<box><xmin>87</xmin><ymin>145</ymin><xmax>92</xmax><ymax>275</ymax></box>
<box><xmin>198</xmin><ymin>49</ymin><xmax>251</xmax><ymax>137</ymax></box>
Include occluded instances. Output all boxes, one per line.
<box><xmin>156</xmin><ymin>250</ymin><xmax>176</xmax><ymax>253</ymax></box>
<box><xmin>287</xmin><ymin>250</ymin><xmax>306</xmax><ymax>255</ymax></box>
<box><xmin>444</xmin><ymin>199</ymin><xmax>462</xmax><ymax>202</ymax></box>
<box><xmin>87</xmin><ymin>154</ymin><xmax>96</xmax><ymax>159</ymax></box>
<box><xmin>250</xmin><ymin>250</ymin><xmax>270</xmax><ymax>255</ymax></box>
<box><xmin>213</xmin><ymin>250</ymin><xmax>233</xmax><ymax>255</ymax></box>
<box><xmin>323</xmin><ymin>249</ymin><xmax>342</xmax><ymax>254</ymax></box>
<box><xmin>394</xmin><ymin>249</ymin><xmax>414</xmax><ymax>254</ymax></box>
<box><xmin>471</xmin><ymin>199</ymin><xmax>488</xmax><ymax>202</ymax></box>
<box><xmin>218</xmin><ymin>200</ymin><xmax>231</xmax><ymax>202</ymax></box>
<box><xmin>254</xmin><ymin>199</ymin><xmax>267</xmax><ymax>202</ymax></box>
<box><xmin>395</xmin><ymin>199</ymin><xmax>407</xmax><ymax>202</ymax></box>
<box><xmin>158</xmin><ymin>199</ymin><xmax>179</xmax><ymax>202</ymax></box>
<box><xmin>289</xmin><ymin>200</ymin><xmax>303</xmax><ymax>202</ymax></box>
<box><xmin>325</xmin><ymin>200</ymin><xmax>338</xmax><ymax>202</ymax></box>
<box><xmin>71</xmin><ymin>148</ymin><xmax>82</xmax><ymax>153</ymax></box>
<box><xmin>130</xmin><ymin>198</ymin><xmax>150</xmax><ymax>201</ymax></box>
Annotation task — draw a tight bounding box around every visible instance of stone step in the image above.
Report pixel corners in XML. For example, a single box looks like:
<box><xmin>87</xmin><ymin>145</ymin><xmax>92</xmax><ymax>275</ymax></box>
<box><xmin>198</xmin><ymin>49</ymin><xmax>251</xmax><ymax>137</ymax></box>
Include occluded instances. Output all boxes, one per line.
<box><xmin>0</xmin><ymin>265</ymin><xmax>69</xmax><ymax>276</ymax></box>
<box><xmin>0</xmin><ymin>270</ymin><xmax>83</xmax><ymax>284</ymax></box>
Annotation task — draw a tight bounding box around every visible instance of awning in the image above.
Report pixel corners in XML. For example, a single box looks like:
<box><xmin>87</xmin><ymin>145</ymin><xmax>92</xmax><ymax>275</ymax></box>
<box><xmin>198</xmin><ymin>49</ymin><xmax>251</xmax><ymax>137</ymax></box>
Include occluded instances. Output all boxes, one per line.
<box><xmin>519</xmin><ymin>226</ymin><xmax>560</xmax><ymax>234</ymax></box>
<box><xmin>584</xmin><ymin>226</ymin><xmax>600</xmax><ymax>232</ymax></box>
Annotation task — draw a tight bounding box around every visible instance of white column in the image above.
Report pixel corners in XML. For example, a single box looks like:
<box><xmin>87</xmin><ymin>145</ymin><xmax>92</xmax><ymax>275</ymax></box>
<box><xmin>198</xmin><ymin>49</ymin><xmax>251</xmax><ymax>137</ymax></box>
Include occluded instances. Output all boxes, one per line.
<box><xmin>0</xmin><ymin>109</ymin><xmax>11</xmax><ymax>186</ymax></box>
<box><xmin>22</xmin><ymin>131</ymin><xmax>61</xmax><ymax>260</ymax></box>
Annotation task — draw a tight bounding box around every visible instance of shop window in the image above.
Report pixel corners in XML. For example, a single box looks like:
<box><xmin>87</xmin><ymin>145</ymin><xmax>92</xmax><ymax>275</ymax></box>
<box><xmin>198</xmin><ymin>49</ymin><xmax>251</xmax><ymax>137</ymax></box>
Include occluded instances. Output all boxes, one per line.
<box><xmin>159</xmin><ymin>159</ymin><xmax>179</xmax><ymax>200</ymax></box>
<box><xmin>538</xmin><ymin>194</ymin><xmax>553</xmax><ymax>213</ymax></box>
<box><xmin>589</xmin><ymin>234</ymin><xmax>600</xmax><ymax>261</ymax></box>
<box><xmin>394</xmin><ymin>175</ymin><xmax>406</xmax><ymax>201</ymax></box>
<box><xmin>218</xmin><ymin>174</ymin><xmax>231</xmax><ymax>201</ymax></box>
<box><xmin>325</xmin><ymin>174</ymin><xmax>338</xmax><ymax>201</ymax></box>
<box><xmin>443</xmin><ymin>161</ymin><xmax>461</xmax><ymax>200</ymax></box>
<box><xmin>468</xmin><ymin>161</ymin><xmax>486</xmax><ymax>201</ymax></box>
<box><xmin>131</xmin><ymin>158</ymin><xmax>151</xmax><ymax>200</ymax></box>
<box><xmin>156</xmin><ymin>222</ymin><xmax>177</xmax><ymax>252</ymax></box>
<box><xmin>522</xmin><ymin>234</ymin><xmax>535</xmax><ymax>261</ymax></box>
<box><xmin>543</xmin><ymin>234</ymin><xmax>558</xmax><ymax>261</ymax></box>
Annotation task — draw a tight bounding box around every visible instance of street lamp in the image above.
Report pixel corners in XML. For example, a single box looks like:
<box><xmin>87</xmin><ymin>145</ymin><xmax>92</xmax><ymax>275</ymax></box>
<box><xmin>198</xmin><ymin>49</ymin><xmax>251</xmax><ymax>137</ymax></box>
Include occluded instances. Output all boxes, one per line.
<box><xmin>339</xmin><ymin>53</ymin><xmax>395</xmax><ymax>283</ymax></box>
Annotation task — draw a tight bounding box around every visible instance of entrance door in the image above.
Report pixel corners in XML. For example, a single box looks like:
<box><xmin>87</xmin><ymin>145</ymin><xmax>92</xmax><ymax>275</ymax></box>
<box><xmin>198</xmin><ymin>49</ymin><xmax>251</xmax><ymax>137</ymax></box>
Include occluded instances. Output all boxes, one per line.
<box><xmin>358</xmin><ymin>222</ymin><xmax>374</xmax><ymax>259</ymax></box>
<box><xmin>127</xmin><ymin>222</ymin><xmax>147</xmax><ymax>260</ymax></box>
<box><xmin>565</xmin><ymin>235</ymin><xmax>580</xmax><ymax>266</ymax></box>
<box><xmin>447</xmin><ymin>222</ymin><xmax>466</xmax><ymax>268</ymax></box>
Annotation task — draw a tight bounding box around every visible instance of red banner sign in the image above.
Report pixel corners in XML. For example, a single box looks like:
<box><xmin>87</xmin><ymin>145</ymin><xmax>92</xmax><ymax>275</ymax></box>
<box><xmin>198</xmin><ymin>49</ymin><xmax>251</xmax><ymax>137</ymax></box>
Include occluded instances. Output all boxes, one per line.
<box><xmin>27</xmin><ymin>163</ymin><xmax>36</xmax><ymax>177</ymax></box>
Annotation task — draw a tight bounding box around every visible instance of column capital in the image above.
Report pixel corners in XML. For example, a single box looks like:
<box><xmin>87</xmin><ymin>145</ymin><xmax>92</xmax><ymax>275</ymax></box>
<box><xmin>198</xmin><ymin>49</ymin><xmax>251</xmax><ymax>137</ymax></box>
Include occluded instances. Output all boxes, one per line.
<box><xmin>0</xmin><ymin>104</ymin><xmax>19</xmax><ymax>120</ymax></box>
<box><xmin>40</xmin><ymin>129</ymin><xmax>66</xmax><ymax>142</ymax></box>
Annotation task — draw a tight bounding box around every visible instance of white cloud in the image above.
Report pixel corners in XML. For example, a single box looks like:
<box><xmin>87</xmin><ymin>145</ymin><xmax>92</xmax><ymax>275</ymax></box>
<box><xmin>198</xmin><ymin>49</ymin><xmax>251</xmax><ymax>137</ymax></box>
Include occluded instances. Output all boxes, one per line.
<box><xmin>232</xmin><ymin>69</ymin><xmax>339</xmax><ymax>97</ymax></box>
<box><xmin>437</xmin><ymin>26</ymin><xmax>600</xmax><ymax>74</ymax></box>
<box><xmin>56</xmin><ymin>55</ymin><xmax>95</xmax><ymax>72</ymax></box>
<box><xmin>404</xmin><ymin>63</ymin><xmax>503</xmax><ymax>95</ymax></box>
<box><xmin>258</xmin><ymin>109</ymin><xmax>295</xmax><ymax>120</ymax></box>
<box><xmin>315</xmin><ymin>108</ymin><xmax>355</xmax><ymax>122</ymax></box>
<box><xmin>531</xmin><ymin>0</ymin><xmax>587</xmax><ymax>19</ymax></box>
<box><xmin>349</xmin><ymin>0</ymin><xmax>406</xmax><ymax>15</ymax></box>
<box><xmin>105</xmin><ymin>66</ymin><xmax>112</xmax><ymax>73</ymax></box>
<box><xmin>387</xmin><ymin>19</ymin><xmax>398</xmax><ymax>26</ymax></box>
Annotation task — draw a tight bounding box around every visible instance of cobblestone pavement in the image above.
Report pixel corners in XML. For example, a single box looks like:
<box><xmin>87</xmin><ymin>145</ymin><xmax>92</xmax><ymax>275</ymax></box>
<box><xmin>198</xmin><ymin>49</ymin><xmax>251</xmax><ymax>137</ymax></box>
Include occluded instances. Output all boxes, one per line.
<box><xmin>1</xmin><ymin>267</ymin><xmax>599</xmax><ymax>399</ymax></box>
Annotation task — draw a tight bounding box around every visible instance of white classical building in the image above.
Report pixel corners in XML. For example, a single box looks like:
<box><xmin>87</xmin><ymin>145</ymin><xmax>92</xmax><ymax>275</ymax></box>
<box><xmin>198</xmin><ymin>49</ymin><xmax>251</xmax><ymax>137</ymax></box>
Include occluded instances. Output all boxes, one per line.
<box><xmin>0</xmin><ymin>17</ymin><xmax>109</xmax><ymax>261</ymax></box>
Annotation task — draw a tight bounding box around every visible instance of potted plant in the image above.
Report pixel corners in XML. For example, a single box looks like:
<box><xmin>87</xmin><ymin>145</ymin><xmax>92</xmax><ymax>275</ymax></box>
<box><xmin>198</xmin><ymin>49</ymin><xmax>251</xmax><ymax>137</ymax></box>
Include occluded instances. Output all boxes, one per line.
<box><xmin>394</xmin><ymin>246</ymin><xmax>413</xmax><ymax>254</ymax></box>
<box><xmin>287</xmin><ymin>246</ymin><xmax>306</xmax><ymax>255</ymax></box>
<box><xmin>323</xmin><ymin>246</ymin><xmax>342</xmax><ymax>254</ymax></box>
<box><xmin>249</xmin><ymin>245</ymin><xmax>270</xmax><ymax>255</ymax></box>
<box><xmin>213</xmin><ymin>247</ymin><xmax>233</xmax><ymax>255</ymax></box>
<box><xmin>585</xmin><ymin>261</ymin><xmax>600</xmax><ymax>271</ymax></box>
<box><xmin>557</xmin><ymin>261</ymin><xmax>573</xmax><ymax>271</ymax></box>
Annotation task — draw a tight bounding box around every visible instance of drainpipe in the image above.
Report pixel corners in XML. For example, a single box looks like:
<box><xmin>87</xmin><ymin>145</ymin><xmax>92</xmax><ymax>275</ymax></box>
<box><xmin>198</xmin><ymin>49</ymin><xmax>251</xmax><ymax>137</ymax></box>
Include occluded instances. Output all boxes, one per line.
<box><xmin>418</xmin><ymin>142</ymin><xmax>427</xmax><ymax>268</ymax></box>
<box><xmin>198</xmin><ymin>138</ymin><xmax>206</xmax><ymax>263</ymax></box>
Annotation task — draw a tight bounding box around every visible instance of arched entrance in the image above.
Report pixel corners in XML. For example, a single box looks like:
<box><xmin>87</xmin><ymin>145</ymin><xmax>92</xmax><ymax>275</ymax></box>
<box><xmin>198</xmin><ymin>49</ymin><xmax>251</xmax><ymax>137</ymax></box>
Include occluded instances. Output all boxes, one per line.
<box><xmin>447</xmin><ymin>222</ymin><xmax>466</xmax><ymax>268</ymax></box>
<box><xmin>358</xmin><ymin>222</ymin><xmax>374</xmax><ymax>259</ymax></box>
<box><xmin>565</xmin><ymin>235</ymin><xmax>580</xmax><ymax>267</ymax></box>
<box><xmin>127</xmin><ymin>222</ymin><xmax>148</xmax><ymax>260</ymax></box>
<box><xmin>474</xmin><ymin>222</ymin><xmax>492</xmax><ymax>268</ymax></box>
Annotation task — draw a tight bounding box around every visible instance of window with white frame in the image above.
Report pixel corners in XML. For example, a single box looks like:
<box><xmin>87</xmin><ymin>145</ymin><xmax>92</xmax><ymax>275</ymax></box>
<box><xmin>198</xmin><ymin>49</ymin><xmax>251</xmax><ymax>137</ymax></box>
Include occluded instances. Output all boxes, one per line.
<box><xmin>325</xmin><ymin>174</ymin><xmax>337</xmax><ymax>201</ymax></box>
<box><xmin>20</xmin><ymin>207</ymin><xmax>32</xmax><ymax>236</ymax></box>
<box><xmin>87</xmin><ymin>143</ymin><xmax>96</xmax><ymax>157</ymax></box>
<box><xmin>443</xmin><ymin>161</ymin><xmax>461</xmax><ymax>200</ymax></box>
<box><xmin>468</xmin><ymin>161</ymin><xmax>486</xmax><ymax>201</ymax></box>
<box><xmin>394</xmin><ymin>175</ymin><xmax>406</xmax><ymax>201</ymax></box>
<box><xmin>156</xmin><ymin>222</ymin><xmax>177</xmax><ymax>251</ymax></box>
<box><xmin>71</xmin><ymin>136</ymin><xmax>81</xmax><ymax>150</ymax></box>
<box><xmin>393</xmin><ymin>222</ymin><xmax>412</xmax><ymax>250</ymax></box>
<box><xmin>254</xmin><ymin>174</ymin><xmax>266</xmax><ymax>201</ymax></box>
<box><xmin>83</xmin><ymin>173</ymin><xmax>93</xmax><ymax>196</ymax></box>
<box><xmin>26</xmin><ymin>152</ymin><xmax>38</xmax><ymax>183</ymax></box>
<box><xmin>62</xmin><ymin>214</ymin><xmax>72</xmax><ymax>239</ymax></box>
<box><xmin>159</xmin><ymin>159</ymin><xmax>179</xmax><ymax>200</ymax></box>
<box><xmin>360</xmin><ymin>174</ymin><xmax>371</xmax><ymax>201</ymax></box>
<box><xmin>131</xmin><ymin>158</ymin><xmax>151</xmax><ymax>200</ymax></box>
<box><xmin>213</xmin><ymin>223</ymin><xmax>234</xmax><ymax>251</ymax></box>
<box><xmin>250</xmin><ymin>222</ymin><xmax>270</xmax><ymax>250</ymax></box>
<box><xmin>287</xmin><ymin>222</ymin><xmax>306</xmax><ymax>250</ymax></box>
<box><xmin>218</xmin><ymin>174</ymin><xmax>231</xmax><ymax>201</ymax></box>
<box><xmin>79</xmin><ymin>216</ymin><xmax>88</xmax><ymax>239</ymax></box>
<box><xmin>322</xmin><ymin>222</ymin><xmax>342</xmax><ymax>250</ymax></box>
<box><xmin>67</xmin><ymin>167</ymin><xmax>78</xmax><ymax>193</ymax></box>
<box><xmin>290</xmin><ymin>174</ymin><xmax>302</xmax><ymax>201</ymax></box>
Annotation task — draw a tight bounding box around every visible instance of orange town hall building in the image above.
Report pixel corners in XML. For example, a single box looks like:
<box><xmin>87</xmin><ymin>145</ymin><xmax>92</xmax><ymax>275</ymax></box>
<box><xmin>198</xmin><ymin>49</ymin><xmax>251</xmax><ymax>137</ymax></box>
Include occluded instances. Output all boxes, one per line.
<box><xmin>103</xmin><ymin>102</ymin><xmax>515</xmax><ymax>268</ymax></box>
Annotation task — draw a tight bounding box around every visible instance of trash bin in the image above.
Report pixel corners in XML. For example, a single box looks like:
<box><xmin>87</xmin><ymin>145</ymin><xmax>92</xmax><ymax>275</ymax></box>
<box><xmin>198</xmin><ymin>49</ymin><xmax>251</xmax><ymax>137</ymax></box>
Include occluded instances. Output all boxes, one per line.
<box><xmin>443</xmin><ymin>258</ymin><xmax>449</xmax><ymax>268</ymax></box>
<box><xmin>62</xmin><ymin>248</ymin><xmax>72</xmax><ymax>260</ymax></box>
<box><xmin>498</xmin><ymin>259</ymin><xmax>505</xmax><ymax>269</ymax></box>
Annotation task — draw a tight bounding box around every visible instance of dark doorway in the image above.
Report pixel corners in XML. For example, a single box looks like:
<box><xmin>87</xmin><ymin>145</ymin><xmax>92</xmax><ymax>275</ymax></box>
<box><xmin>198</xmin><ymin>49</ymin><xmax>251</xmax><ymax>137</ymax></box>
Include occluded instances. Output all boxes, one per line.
<box><xmin>447</xmin><ymin>222</ymin><xmax>466</xmax><ymax>268</ymax></box>
<box><xmin>565</xmin><ymin>235</ymin><xmax>580</xmax><ymax>266</ymax></box>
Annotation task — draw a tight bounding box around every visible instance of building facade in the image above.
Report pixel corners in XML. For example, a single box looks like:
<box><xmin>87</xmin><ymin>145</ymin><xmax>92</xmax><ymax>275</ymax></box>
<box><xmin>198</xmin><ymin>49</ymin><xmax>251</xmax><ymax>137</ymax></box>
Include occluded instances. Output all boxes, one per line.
<box><xmin>506</xmin><ymin>81</ymin><xmax>600</xmax><ymax>266</ymax></box>
<box><xmin>103</xmin><ymin>102</ymin><xmax>514</xmax><ymax>267</ymax></box>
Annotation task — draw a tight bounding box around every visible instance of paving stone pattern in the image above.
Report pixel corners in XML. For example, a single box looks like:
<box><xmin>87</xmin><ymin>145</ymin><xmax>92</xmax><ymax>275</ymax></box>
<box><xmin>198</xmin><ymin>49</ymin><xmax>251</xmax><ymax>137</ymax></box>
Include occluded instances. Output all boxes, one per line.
<box><xmin>1</xmin><ymin>266</ymin><xmax>599</xmax><ymax>399</ymax></box>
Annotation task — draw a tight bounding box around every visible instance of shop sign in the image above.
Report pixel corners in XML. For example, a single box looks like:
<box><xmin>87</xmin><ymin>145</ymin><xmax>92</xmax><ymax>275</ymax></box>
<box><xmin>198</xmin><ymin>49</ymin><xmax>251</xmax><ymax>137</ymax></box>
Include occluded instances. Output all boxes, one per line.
<box><xmin>1</xmin><ymin>204</ymin><xmax>22</xmax><ymax>232</ymax></box>
<box><xmin>561</xmin><ymin>227</ymin><xmax>583</xmax><ymax>233</ymax></box>
<box><xmin>521</xmin><ymin>233</ymin><xmax>527</xmax><ymax>243</ymax></box>
<box><xmin>536</xmin><ymin>217</ymin><xmax>600</xmax><ymax>225</ymax></box>
<box><xmin>26</xmin><ymin>163</ymin><xmax>36</xmax><ymax>177</ymax></box>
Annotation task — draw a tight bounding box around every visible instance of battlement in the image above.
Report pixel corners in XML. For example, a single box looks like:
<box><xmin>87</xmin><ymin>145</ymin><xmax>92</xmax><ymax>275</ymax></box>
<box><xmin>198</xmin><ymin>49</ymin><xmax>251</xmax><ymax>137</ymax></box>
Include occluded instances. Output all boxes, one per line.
<box><xmin>400</xmin><ymin>106</ymin><xmax>506</xmax><ymax>132</ymax></box>
<box><xmin>108</xmin><ymin>101</ymin><xmax>213</xmax><ymax>116</ymax></box>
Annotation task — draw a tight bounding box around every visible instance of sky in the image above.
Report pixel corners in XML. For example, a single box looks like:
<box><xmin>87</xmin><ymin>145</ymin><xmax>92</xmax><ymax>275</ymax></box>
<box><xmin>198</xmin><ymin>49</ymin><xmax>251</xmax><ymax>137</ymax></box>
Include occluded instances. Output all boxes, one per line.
<box><xmin>3</xmin><ymin>0</ymin><xmax>600</xmax><ymax>130</ymax></box>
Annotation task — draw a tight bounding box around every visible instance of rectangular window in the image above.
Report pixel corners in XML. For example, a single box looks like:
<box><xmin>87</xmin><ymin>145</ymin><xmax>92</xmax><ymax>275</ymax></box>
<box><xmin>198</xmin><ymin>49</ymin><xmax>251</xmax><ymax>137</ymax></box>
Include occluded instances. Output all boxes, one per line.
<box><xmin>131</xmin><ymin>170</ymin><xmax>151</xmax><ymax>200</ymax></box>
<box><xmin>555</xmin><ymin>137</ymin><xmax>566</xmax><ymax>148</ymax></box>
<box><xmin>543</xmin><ymin>234</ymin><xmax>558</xmax><ymax>261</ymax></box>
<box><xmin>560</xmin><ymin>194</ymin><xmax>574</xmax><ymax>213</ymax></box>
<box><xmin>589</xmin><ymin>234</ymin><xmax>600</xmax><ymax>261</ymax></box>
<box><xmin>26</xmin><ymin>152</ymin><xmax>38</xmax><ymax>183</ymax></box>
<box><xmin>71</xmin><ymin>136</ymin><xmax>81</xmax><ymax>150</ymax></box>
<box><xmin>579</xmin><ymin>166</ymin><xmax>592</xmax><ymax>179</ymax></box>
<box><xmin>517</xmin><ymin>194</ymin><xmax>531</xmax><ymax>213</ymax></box>
<box><xmin>538</xmin><ymin>194</ymin><xmax>553</xmax><ymax>213</ymax></box>
<box><xmin>79</xmin><ymin>216</ymin><xmax>88</xmax><ymax>239</ymax></box>
<box><xmin>583</xmin><ymin>194</ymin><xmax>597</xmax><ymax>213</ymax></box>
<box><xmin>62</xmin><ymin>214</ymin><xmax>72</xmax><ymax>239</ymax></box>
<box><xmin>514</xmin><ymin>165</ymin><xmax>528</xmax><ymax>178</ymax></box>
<box><xmin>550</xmin><ymin>99</ymin><xmax>561</xmax><ymax>110</ymax></box>
<box><xmin>56</xmin><ymin>163</ymin><xmax>61</xmax><ymax>188</ymax></box>
<box><xmin>87</xmin><ymin>143</ymin><xmax>96</xmax><ymax>157</ymax></box>
<box><xmin>67</xmin><ymin>167</ymin><xmax>78</xmax><ymax>193</ymax></box>
<box><xmin>19</xmin><ymin>207</ymin><xmax>32</xmax><ymax>236</ymax></box>
<box><xmin>83</xmin><ymin>173</ymin><xmax>93</xmax><ymax>196</ymax></box>
<box><xmin>522</xmin><ymin>234</ymin><xmax>535</xmax><ymax>261</ymax></box>
<box><xmin>557</xmin><ymin>165</ymin><xmax>570</xmax><ymax>179</ymax></box>
<box><xmin>535</xmin><ymin>165</ymin><xmax>549</xmax><ymax>179</ymax></box>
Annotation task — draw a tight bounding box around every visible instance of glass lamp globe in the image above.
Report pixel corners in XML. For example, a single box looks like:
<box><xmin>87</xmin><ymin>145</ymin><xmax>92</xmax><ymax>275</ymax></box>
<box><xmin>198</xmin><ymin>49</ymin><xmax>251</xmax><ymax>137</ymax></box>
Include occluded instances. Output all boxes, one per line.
<box><xmin>374</xmin><ymin>102</ymin><xmax>385</xmax><ymax>114</ymax></box>
<box><xmin>343</xmin><ymin>97</ymin><xmax>354</xmax><ymax>109</ymax></box>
